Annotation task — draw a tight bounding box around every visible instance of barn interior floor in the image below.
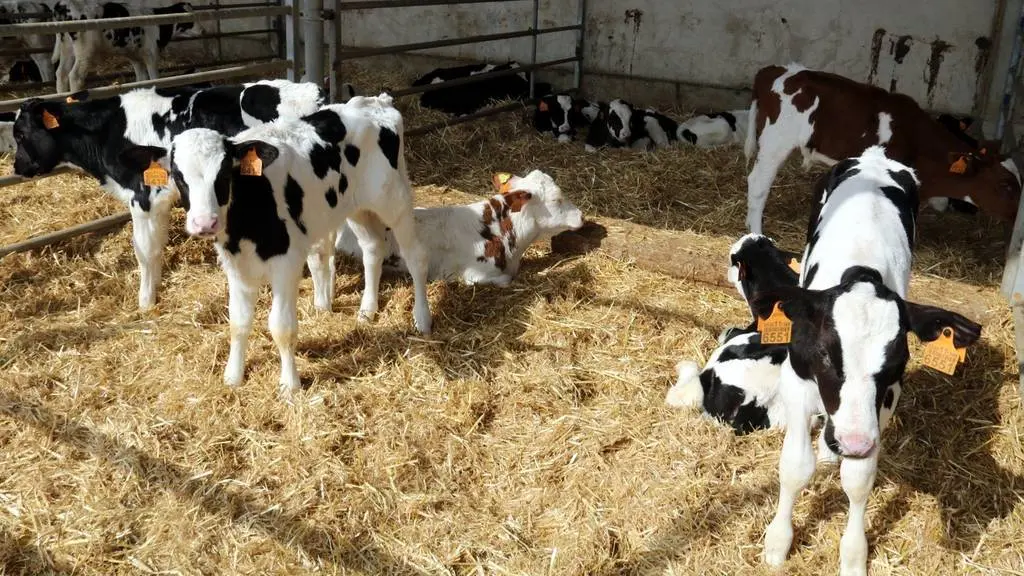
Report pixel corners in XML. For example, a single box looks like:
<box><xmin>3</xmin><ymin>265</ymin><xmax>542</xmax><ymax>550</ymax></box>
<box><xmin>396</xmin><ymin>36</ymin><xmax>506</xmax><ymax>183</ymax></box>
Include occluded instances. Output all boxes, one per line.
<box><xmin>0</xmin><ymin>58</ymin><xmax>1022</xmax><ymax>575</ymax></box>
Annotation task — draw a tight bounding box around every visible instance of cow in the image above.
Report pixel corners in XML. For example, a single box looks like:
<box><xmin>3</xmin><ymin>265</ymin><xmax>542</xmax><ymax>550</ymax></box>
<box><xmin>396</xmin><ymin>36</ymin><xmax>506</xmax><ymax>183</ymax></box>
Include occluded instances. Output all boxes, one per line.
<box><xmin>53</xmin><ymin>1</ymin><xmax>202</xmax><ymax>94</ymax></box>
<box><xmin>0</xmin><ymin>1</ymin><xmax>55</xmax><ymax>83</ymax></box>
<box><xmin>532</xmin><ymin>93</ymin><xmax>599</xmax><ymax>143</ymax></box>
<box><xmin>12</xmin><ymin>79</ymin><xmax>324</xmax><ymax>311</ymax></box>
<box><xmin>335</xmin><ymin>169</ymin><xmax>584</xmax><ymax>286</ymax></box>
<box><xmin>666</xmin><ymin>233</ymin><xmax>800</xmax><ymax>435</ymax></box>
<box><xmin>585</xmin><ymin>99</ymin><xmax>680</xmax><ymax>152</ymax></box>
<box><xmin>743</xmin><ymin>64</ymin><xmax>1022</xmax><ymax>234</ymax></box>
<box><xmin>677</xmin><ymin>109</ymin><xmax>749</xmax><ymax>148</ymax></box>
<box><xmin>413</xmin><ymin>61</ymin><xmax>551</xmax><ymax>116</ymax></box>
<box><xmin>127</xmin><ymin>94</ymin><xmax>431</xmax><ymax>397</ymax></box>
<box><xmin>751</xmin><ymin>146</ymin><xmax>982</xmax><ymax>575</ymax></box>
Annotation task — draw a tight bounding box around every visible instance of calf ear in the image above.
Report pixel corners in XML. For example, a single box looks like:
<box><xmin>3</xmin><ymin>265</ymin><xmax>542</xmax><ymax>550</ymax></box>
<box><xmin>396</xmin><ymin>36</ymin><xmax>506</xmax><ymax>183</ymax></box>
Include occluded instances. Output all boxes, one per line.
<box><xmin>232</xmin><ymin>140</ymin><xmax>280</xmax><ymax>168</ymax></box>
<box><xmin>118</xmin><ymin>145</ymin><xmax>167</xmax><ymax>172</ymax></box>
<box><xmin>904</xmin><ymin>301</ymin><xmax>982</xmax><ymax>347</ymax></box>
<box><xmin>947</xmin><ymin>151</ymin><xmax>980</xmax><ymax>176</ymax></box>
<box><xmin>504</xmin><ymin>190</ymin><xmax>532</xmax><ymax>211</ymax></box>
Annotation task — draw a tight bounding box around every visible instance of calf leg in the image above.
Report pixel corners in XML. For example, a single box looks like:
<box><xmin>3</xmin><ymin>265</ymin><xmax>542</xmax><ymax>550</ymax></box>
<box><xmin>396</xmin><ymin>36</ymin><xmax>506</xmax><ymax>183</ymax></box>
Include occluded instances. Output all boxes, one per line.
<box><xmin>269</xmin><ymin>263</ymin><xmax>303</xmax><ymax>398</ymax></box>
<box><xmin>746</xmin><ymin>129</ymin><xmax>794</xmax><ymax>234</ymax></box>
<box><xmin>55</xmin><ymin>37</ymin><xmax>74</xmax><ymax>93</ymax></box>
<box><xmin>764</xmin><ymin>362</ymin><xmax>817</xmax><ymax>567</ymax></box>
<box><xmin>223</xmin><ymin>267</ymin><xmax>258</xmax><ymax>388</ymax></box>
<box><xmin>129</xmin><ymin>203</ymin><xmax>170</xmax><ymax>310</ymax></box>
<box><xmin>29</xmin><ymin>52</ymin><xmax>54</xmax><ymax>82</ymax></box>
<box><xmin>306</xmin><ymin>231</ymin><xmax>337</xmax><ymax>312</ymax></box>
<box><xmin>68</xmin><ymin>52</ymin><xmax>91</xmax><ymax>94</ymax></box>
<box><xmin>839</xmin><ymin>454</ymin><xmax>878</xmax><ymax>576</ymax></box>
<box><xmin>379</xmin><ymin>206</ymin><xmax>432</xmax><ymax>335</ymax></box>
<box><xmin>345</xmin><ymin>211</ymin><xmax>388</xmax><ymax>323</ymax></box>
<box><xmin>129</xmin><ymin>58</ymin><xmax>149</xmax><ymax>82</ymax></box>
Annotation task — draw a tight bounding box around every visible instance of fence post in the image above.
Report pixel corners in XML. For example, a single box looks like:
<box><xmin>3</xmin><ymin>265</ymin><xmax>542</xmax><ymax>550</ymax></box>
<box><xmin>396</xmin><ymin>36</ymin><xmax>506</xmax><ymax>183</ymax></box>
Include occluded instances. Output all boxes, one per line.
<box><xmin>325</xmin><ymin>0</ymin><xmax>339</xmax><ymax>101</ymax></box>
<box><xmin>529</xmin><ymin>0</ymin><xmax>538</xmax><ymax>99</ymax></box>
<box><xmin>285</xmin><ymin>0</ymin><xmax>301</xmax><ymax>81</ymax></box>
<box><xmin>574</xmin><ymin>0</ymin><xmax>586</xmax><ymax>91</ymax></box>
<box><xmin>302</xmin><ymin>0</ymin><xmax>324</xmax><ymax>85</ymax></box>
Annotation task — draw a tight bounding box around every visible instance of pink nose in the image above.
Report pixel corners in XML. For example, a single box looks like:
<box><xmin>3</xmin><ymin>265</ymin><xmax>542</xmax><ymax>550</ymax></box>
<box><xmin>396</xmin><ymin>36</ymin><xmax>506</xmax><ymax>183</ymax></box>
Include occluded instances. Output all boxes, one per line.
<box><xmin>837</xmin><ymin>433</ymin><xmax>876</xmax><ymax>457</ymax></box>
<box><xmin>189</xmin><ymin>213</ymin><xmax>219</xmax><ymax>236</ymax></box>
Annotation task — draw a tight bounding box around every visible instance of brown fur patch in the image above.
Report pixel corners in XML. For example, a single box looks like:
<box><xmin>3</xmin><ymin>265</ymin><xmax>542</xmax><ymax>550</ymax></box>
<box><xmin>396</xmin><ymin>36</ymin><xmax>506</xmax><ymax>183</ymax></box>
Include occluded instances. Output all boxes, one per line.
<box><xmin>476</xmin><ymin>194</ymin><xmax>522</xmax><ymax>270</ymax></box>
<box><xmin>752</xmin><ymin>65</ymin><xmax>786</xmax><ymax>138</ymax></box>
<box><xmin>504</xmin><ymin>191</ymin><xmax>532</xmax><ymax>213</ymax></box>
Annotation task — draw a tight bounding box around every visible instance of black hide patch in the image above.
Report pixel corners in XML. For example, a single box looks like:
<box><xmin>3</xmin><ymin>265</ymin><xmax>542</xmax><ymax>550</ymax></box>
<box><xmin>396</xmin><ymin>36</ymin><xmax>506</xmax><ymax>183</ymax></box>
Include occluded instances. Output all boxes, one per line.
<box><xmin>710</xmin><ymin>111</ymin><xmax>738</xmax><ymax>131</ymax></box>
<box><xmin>324</xmin><ymin>186</ymin><xmax>338</xmax><ymax>208</ymax></box>
<box><xmin>284</xmin><ymin>176</ymin><xmax>307</xmax><ymax>235</ymax></box>
<box><xmin>304</xmin><ymin>109</ymin><xmax>347</xmax><ymax>143</ymax></box>
<box><xmin>339</xmin><ymin>173</ymin><xmax>348</xmax><ymax>194</ymax></box>
<box><xmin>377</xmin><ymin>127</ymin><xmax>400</xmax><ymax>169</ymax></box>
<box><xmin>224</xmin><ymin>170</ymin><xmax>290</xmax><ymax>260</ymax></box>
<box><xmin>309</xmin><ymin>143</ymin><xmax>341</xmax><ymax>179</ymax></box>
<box><xmin>681</xmin><ymin>129</ymin><xmax>697</xmax><ymax>144</ymax></box>
<box><xmin>344</xmin><ymin>144</ymin><xmax>360</xmax><ymax>166</ymax></box>
<box><xmin>175</xmin><ymin>85</ymin><xmax>246</xmax><ymax>134</ymax></box>
<box><xmin>240</xmin><ymin>84</ymin><xmax>282</xmax><ymax>123</ymax></box>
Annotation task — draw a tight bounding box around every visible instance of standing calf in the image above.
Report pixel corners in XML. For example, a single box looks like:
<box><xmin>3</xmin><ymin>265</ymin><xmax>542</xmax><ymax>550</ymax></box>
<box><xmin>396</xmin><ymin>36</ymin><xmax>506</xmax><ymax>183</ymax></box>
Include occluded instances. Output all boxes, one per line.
<box><xmin>131</xmin><ymin>95</ymin><xmax>431</xmax><ymax>396</ymax></box>
<box><xmin>335</xmin><ymin>169</ymin><xmax>584</xmax><ymax>286</ymax></box>
<box><xmin>752</xmin><ymin>146</ymin><xmax>982</xmax><ymax>575</ymax></box>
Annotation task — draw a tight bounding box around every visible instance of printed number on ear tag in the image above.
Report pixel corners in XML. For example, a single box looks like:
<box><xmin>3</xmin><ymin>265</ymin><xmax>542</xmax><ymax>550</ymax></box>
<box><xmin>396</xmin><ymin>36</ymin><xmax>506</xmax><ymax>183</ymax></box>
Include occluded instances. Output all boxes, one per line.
<box><xmin>493</xmin><ymin>172</ymin><xmax>512</xmax><ymax>193</ymax></box>
<box><xmin>757</xmin><ymin>302</ymin><xmax>792</xmax><ymax>345</ymax></box>
<box><xmin>42</xmin><ymin>110</ymin><xmax>59</xmax><ymax>129</ymax></box>
<box><xmin>921</xmin><ymin>327</ymin><xmax>967</xmax><ymax>375</ymax></box>
<box><xmin>788</xmin><ymin>258</ymin><xmax>801</xmax><ymax>274</ymax></box>
<box><xmin>240</xmin><ymin>147</ymin><xmax>262</xmax><ymax>176</ymax></box>
<box><xmin>143</xmin><ymin>161</ymin><xmax>168</xmax><ymax>186</ymax></box>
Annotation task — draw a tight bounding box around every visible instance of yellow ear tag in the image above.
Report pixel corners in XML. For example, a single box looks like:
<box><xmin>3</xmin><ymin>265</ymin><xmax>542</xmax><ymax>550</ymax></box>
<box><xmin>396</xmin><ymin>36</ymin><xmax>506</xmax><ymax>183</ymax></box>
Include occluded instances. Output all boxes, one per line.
<box><xmin>143</xmin><ymin>160</ymin><xmax>168</xmax><ymax>186</ymax></box>
<box><xmin>65</xmin><ymin>96</ymin><xmax>77</xmax><ymax>104</ymax></box>
<box><xmin>757</xmin><ymin>302</ymin><xmax>792</xmax><ymax>345</ymax></box>
<box><xmin>921</xmin><ymin>327</ymin><xmax>967</xmax><ymax>375</ymax></box>
<box><xmin>42</xmin><ymin>109</ymin><xmax>59</xmax><ymax>129</ymax></box>
<box><xmin>492</xmin><ymin>172</ymin><xmax>512</xmax><ymax>193</ymax></box>
<box><xmin>949</xmin><ymin>156</ymin><xmax>968</xmax><ymax>174</ymax></box>
<box><xmin>240</xmin><ymin>147</ymin><xmax>262</xmax><ymax>176</ymax></box>
<box><xmin>538</xmin><ymin>100</ymin><xmax>549</xmax><ymax>112</ymax></box>
<box><xmin>788</xmin><ymin>258</ymin><xmax>801</xmax><ymax>274</ymax></box>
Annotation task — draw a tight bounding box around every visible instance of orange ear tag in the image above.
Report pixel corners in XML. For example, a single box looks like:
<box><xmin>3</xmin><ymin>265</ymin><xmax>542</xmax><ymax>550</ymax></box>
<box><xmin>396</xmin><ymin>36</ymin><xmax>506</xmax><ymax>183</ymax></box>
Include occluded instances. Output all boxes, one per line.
<box><xmin>240</xmin><ymin>147</ymin><xmax>262</xmax><ymax>176</ymax></box>
<box><xmin>65</xmin><ymin>96</ymin><xmax>77</xmax><ymax>104</ymax></box>
<box><xmin>921</xmin><ymin>327</ymin><xmax>967</xmax><ymax>375</ymax></box>
<box><xmin>788</xmin><ymin>258</ymin><xmax>801</xmax><ymax>274</ymax></box>
<box><xmin>757</xmin><ymin>302</ymin><xmax>792</xmax><ymax>345</ymax></box>
<box><xmin>492</xmin><ymin>172</ymin><xmax>512</xmax><ymax>193</ymax></box>
<box><xmin>42</xmin><ymin>109</ymin><xmax>59</xmax><ymax>129</ymax></box>
<box><xmin>143</xmin><ymin>160</ymin><xmax>168</xmax><ymax>186</ymax></box>
<box><xmin>959</xmin><ymin>120</ymin><xmax>967</xmax><ymax>131</ymax></box>
<box><xmin>949</xmin><ymin>156</ymin><xmax>968</xmax><ymax>174</ymax></box>
<box><xmin>538</xmin><ymin>100</ymin><xmax>549</xmax><ymax>112</ymax></box>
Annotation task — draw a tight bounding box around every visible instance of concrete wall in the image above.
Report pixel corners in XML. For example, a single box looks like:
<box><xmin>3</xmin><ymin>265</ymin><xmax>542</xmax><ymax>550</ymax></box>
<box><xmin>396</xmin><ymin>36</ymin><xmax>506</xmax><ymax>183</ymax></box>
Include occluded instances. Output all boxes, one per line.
<box><xmin>337</xmin><ymin>0</ymin><xmax>1002</xmax><ymax>116</ymax></box>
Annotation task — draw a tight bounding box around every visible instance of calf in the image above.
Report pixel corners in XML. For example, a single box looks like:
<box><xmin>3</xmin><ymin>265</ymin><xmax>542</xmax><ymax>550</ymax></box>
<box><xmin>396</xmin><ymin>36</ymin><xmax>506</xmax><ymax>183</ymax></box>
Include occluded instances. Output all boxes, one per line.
<box><xmin>752</xmin><ymin>146</ymin><xmax>982</xmax><ymax>575</ymax></box>
<box><xmin>335</xmin><ymin>169</ymin><xmax>584</xmax><ymax>286</ymax></box>
<box><xmin>677</xmin><ymin>109</ymin><xmax>749</xmax><ymax>148</ymax></box>
<box><xmin>533</xmin><ymin>93</ymin><xmax>599</xmax><ymax>143</ymax></box>
<box><xmin>666</xmin><ymin>233</ymin><xmax>799</xmax><ymax>434</ymax></box>
<box><xmin>743</xmin><ymin>64</ymin><xmax>1021</xmax><ymax>234</ymax></box>
<box><xmin>414</xmin><ymin>61</ymin><xmax>550</xmax><ymax>116</ymax></box>
<box><xmin>2</xmin><ymin>59</ymin><xmax>43</xmax><ymax>83</ymax></box>
<box><xmin>585</xmin><ymin>100</ymin><xmax>679</xmax><ymax>152</ymax></box>
<box><xmin>134</xmin><ymin>95</ymin><xmax>431</xmax><ymax>397</ymax></box>
<box><xmin>12</xmin><ymin>79</ymin><xmax>324</xmax><ymax>310</ymax></box>
<box><xmin>54</xmin><ymin>1</ymin><xmax>202</xmax><ymax>94</ymax></box>
<box><xmin>0</xmin><ymin>1</ymin><xmax>54</xmax><ymax>83</ymax></box>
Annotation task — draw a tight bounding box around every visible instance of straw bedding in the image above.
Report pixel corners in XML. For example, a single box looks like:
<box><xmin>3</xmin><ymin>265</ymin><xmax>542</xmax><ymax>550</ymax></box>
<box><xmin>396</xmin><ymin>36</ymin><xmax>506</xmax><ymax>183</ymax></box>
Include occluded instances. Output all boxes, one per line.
<box><xmin>0</xmin><ymin>57</ymin><xmax>1021</xmax><ymax>575</ymax></box>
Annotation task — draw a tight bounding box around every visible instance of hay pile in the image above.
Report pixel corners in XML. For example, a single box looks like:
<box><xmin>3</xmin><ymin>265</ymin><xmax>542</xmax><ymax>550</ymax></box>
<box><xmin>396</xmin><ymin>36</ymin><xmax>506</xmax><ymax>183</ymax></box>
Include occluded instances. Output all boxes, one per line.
<box><xmin>0</xmin><ymin>58</ymin><xmax>1022</xmax><ymax>575</ymax></box>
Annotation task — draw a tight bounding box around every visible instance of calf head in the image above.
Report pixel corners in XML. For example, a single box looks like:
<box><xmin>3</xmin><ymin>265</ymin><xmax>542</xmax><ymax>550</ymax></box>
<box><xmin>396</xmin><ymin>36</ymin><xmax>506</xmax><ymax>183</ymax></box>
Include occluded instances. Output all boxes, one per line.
<box><xmin>606</xmin><ymin>99</ymin><xmax>635</xmax><ymax>144</ymax></box>
<box><xmin>13</xmin><ymin>98</ymin><xmax>65</xmax><ymax>177</ymax></box>
<box><xmin>726</xmin><ymin>233</ymin><xmax>800</xmax><ymax>317</ymax></box>
<box><xmin>493</xmin><ymin>169</ymin><xmax>584</xmax><ymax>235</ymax></box>
<box><xmin>161</xmin><ymin>128</ymin><xmax>281</xmax><ymax>237</ymax></box>
<box><xmin>536</xmin><ymin>94</ymin><xmax>576</xmax><ymax>135</ymax></box>
<box><xmin>752</xmin><ymin>266</ymin><xmax>982</xmax><ymax>458</ymax></box>
<box><xmin>938</xmin><ymin>146</ymin><xmax>1021</xmax><ymax>220</ymax></box>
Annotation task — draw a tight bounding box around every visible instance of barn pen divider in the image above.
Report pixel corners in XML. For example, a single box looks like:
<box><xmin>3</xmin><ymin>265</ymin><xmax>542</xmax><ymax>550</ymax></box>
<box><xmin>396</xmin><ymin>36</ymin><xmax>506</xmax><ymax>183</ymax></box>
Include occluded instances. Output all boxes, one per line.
<box><xmin>0</xmin><ymin>0</ymin><xmax>587</xmax><ymax>255</ymax></box>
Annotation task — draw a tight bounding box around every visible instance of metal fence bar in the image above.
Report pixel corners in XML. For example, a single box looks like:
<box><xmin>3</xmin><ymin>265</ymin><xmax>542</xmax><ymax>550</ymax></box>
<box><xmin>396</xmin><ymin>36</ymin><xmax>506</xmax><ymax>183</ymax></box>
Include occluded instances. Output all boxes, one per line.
<box><xmin>391</xmin><ymin>56</ymin><xmax>578</xmax><ymax>97</ymax></box>
<box><xmin>286</xmin><ymin>0</ymin><xmax>300</xmax><ymax>81</ymax></box>
<box><xmin>0</xmin><ymin>167</ymin><xmax>74</xmax><ymax>190</ymax></box>
<box><xmin>327</xmin><ymin>0</ymin><xmax>340</xmax><ymax>101</ymax></box>
<box><xmin>406</xmin><ymin>101</ymin><xmax>523</xmax><ymax>137</ymax></box>
<box><xmin>340</xmin><ymin>0</ymin><xmax>523</xmax><ymax>10</ymax></box>
<box><xmin>0</xmin><ymin>46</ymin><xmax>51</xmax><ymax>58</ymax></box>
<box><xmin>574</xmin><ymin>0</ymin><xmax>586</xmax><ymax>90</ymax></box>
<box><xmin>0</xmin><ymin>5</ymin><xmax>290</xmax><ymax>36</ymax></box>
<box><xmin>302</xmin><ymin>0</ymin><xmax>324</xmax><ymax>84</ymax></box>
<box><xmin>192</xmin><ymin>1</ymin><xmax>279</xmax><ymax>9</ymax></box>
<box><xmin>0</xmin><ymin>213</ymin><xmax>131</xmax><ymax>259</ymax></box>
<box><xmin>339</xmin><ymin>24</ymin><xmax>578</xmax><ymax>60</ymax></box>
<box><xmin>529</xmin><ymin>0</ymin><xmax>538</xmax><ymax>99</ymax></box>
<box><xmin>0</xmin><ymin>60</ymin><xmax>291</xmax><ymax>113</ymax></box>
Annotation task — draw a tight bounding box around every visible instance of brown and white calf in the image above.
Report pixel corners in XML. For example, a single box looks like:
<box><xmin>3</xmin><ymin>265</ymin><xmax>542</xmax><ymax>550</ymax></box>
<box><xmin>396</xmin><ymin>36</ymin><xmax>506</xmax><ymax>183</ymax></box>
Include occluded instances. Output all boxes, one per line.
<box><xmin>743</xmin><ymin>64</ymin><xmax>1022</xmax><ymax>234</ymax></box>
<box><xmin>335</xmin><ymin>169</ymin><xmax>584</xmax><ymax>286</ymax></box>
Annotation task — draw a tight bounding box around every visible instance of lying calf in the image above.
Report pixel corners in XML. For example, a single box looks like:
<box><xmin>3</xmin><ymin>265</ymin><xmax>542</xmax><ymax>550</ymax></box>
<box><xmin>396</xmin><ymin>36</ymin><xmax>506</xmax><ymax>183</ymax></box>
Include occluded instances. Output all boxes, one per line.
<box><xmin>533</xmin><ymin>93</ymin><xmax>599</xmax><ymax>143</ymax></box>
<box><xmin>585</xmin><ymin>99</ymin><xmax>680</xmax><ymax>152</ymax></box>
<box><xmin>125</xmin><ymin>94</ymin><xmax>432</xmax><ymax>397</ymax></box>
<box><xmin>666</xmin><ymin>233</ymin><xmax>799</xmax><ymax>434</ymax></box>
<box><xmin>335</xmin><ymin>169</ymin><xmax>584</xmax><ymax>286</ymax></box>
<box><xmin>677</xmin><ymin>109</ymin><xmax>749</xmax><ymax>148</ymax></box>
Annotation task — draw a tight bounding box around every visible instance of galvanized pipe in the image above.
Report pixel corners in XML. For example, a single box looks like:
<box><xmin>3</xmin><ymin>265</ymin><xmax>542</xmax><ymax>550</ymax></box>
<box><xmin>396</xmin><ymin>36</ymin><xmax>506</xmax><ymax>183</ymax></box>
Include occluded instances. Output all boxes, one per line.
<box><xmin>0</xmin><ymin>167</ymin><xmax>74</xmax><ymax>190</ymax></box>
<box><xmin>390</xmin><ymin>56</ymin><xmax>577</xmax><ymax>97</ymax></box>
<box><xmin>0</xmin><ymin>5</ymin><xmax>289</xmax><ymax>36</ymax></box>
<box><xmin>339</xmin><ymin>24</ymin><xmax>578</xmax><ymax>59</ymax></box>
<box><xmin>529</xmin><ymin>0</ymin><xmax>539</xmax><ymax>99</ymax></box>
<box><xmin>339</xmin><ymin>0</ymin><xmax>522</xmax><ymax>10</ymax></box>
<box><xmin>286</xmin><ymin>0</ymin><xmax>300</xmax><ymax>81</ymax></box>
<box><xmin>574</xmin><ymin>0</ymin><xmax>586</xmax><ymax>91</ymax></box>
<box><xmin>0</xmin><ymin>213</ymin><xmax>131</xmax><ymax>259</ymax></box>
<box><xmin>406</xmin><ymin>102</ymin><xmax>522</xmax><ymax>137</ymax></box>
<box><xmin>302</xmin><ymin>0</ymin><xmax>324</xmax><ymax>84</ymax></box>
<box><xmin>327</xmin><ymin>0</ymin><xmax>341</xmax><ymax>102</ymax></box>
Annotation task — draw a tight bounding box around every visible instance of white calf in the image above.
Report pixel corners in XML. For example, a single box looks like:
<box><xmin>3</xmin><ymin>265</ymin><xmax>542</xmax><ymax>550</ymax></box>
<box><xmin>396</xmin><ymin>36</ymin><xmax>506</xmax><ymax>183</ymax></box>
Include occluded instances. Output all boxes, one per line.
<box><xmin>677</xmin><ymin>109</ymin><xmax>748</xmax><ymax>148</ymax></box>
<box><xmin>335</xmin><ymin>169</ymin><xmax>584</xmax><ymax>286</ymax></box>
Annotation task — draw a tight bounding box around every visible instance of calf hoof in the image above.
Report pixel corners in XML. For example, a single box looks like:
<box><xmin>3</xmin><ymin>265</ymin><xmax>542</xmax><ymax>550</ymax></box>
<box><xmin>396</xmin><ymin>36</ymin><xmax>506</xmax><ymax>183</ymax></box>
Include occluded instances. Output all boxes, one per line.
<box><xmin>223</xmin><ymin>368</ymin><xmax>244</xmax><ymax>388</ymax></box>
<box><xmin>357</xmin><ymin>309</ymin><xmax>375</xmax><ymax>324</ymax></box>
<box><xmin>665</xmin><ymin>361</ymin><xmax>703</xmax><ymax>409</ymax></box>
<box><xmin>763</xmin><ymin>519</ymin><xmax>793</xmax><ymax>568</ymax></box>
<box><xmin>414</xmin><ymin>311</ymin><xmax>432</xmax><ymax>336</ymax></box>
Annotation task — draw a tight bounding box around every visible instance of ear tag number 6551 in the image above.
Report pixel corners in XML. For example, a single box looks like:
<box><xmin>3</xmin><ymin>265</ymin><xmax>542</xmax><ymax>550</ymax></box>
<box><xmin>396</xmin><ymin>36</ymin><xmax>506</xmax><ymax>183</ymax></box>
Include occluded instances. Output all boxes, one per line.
<box><xmin>757</xmin><ymin>302</ymin><xmax>792</xmax><ymax>345</ymax></box>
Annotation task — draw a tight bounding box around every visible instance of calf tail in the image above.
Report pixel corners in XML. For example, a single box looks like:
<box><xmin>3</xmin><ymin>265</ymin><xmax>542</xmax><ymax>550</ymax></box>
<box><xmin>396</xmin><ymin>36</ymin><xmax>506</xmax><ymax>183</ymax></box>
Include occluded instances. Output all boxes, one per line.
<box><xmin>743</xmin><ymin>99</ymin><xmax>758</xmax><ymax>169</ymax></box>
<box><xmin>665</xmin><ymin>360</ymin><xmax>704</xmax><ymax>409</ymax></box>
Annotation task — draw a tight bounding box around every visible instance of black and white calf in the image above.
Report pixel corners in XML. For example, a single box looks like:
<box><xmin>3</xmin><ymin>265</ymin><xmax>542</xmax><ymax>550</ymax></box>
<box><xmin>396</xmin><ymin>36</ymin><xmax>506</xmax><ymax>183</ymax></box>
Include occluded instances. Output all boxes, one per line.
<box><xmin>666</xmin><ymin>233</ymin><xmax>799</xmax><ymax>434</ymax></box>
<box><xmin>677</xmin><ymin>109</ymin><xmax>749</xmax><ymax>148</ymax></box>
<box><xmin>0</xmin><ymin>1</ymin><xmax>55</xmax><ymax>83</ymax></box>
<box><xmin>413</xmin><ymin>61</ymin><xmax>551</xmax><ymax>116</ymax></box>
<box><xmin>584</xmin><ymin>100</ymin><xmax>679</xmax><ymax>152</ymax></box>
<box><xmin>335</xmin><ymin>169</ymin><xmax>584</xmax><ymax>285</ymax></box>
<box><xmin>138</xmin><ymin>95</ymin><xmax>431</xmax><ymax>397</ymax></box>
<box><xmin>54</xmin><ymin>1</ymin><xmax>202</xmax><ymax>93</ymax></box>
<box><xmin>12</xmin><ymin>79</ymin><xmax>323</xmax><ymax>310</ymax></box>
<box><xmin>752</xmin><ymin>146</ymin><xmax>982</xmax><ymax>575</ymax></box>
<box><xmin>532</xmin><ymin>93</ymin><xmax>599</xmax><ymax>143</ymax></box>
